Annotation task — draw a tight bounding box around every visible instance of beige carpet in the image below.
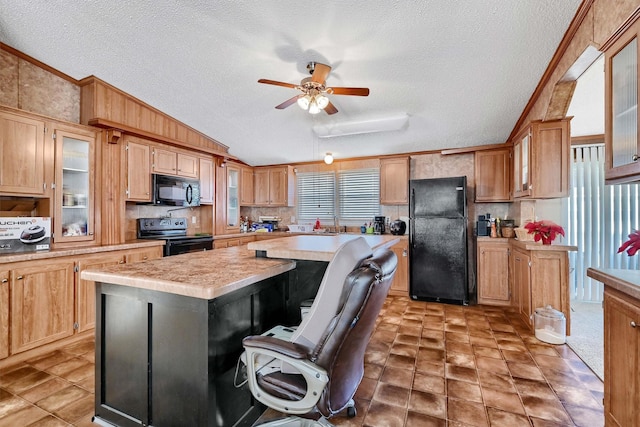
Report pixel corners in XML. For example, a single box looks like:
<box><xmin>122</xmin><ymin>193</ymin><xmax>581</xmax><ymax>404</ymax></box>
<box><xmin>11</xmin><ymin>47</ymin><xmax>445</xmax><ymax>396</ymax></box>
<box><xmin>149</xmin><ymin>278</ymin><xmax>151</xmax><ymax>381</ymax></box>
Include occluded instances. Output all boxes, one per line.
<box><xmin>566</xmin><ymin>300</ymin><xmax>604</xmax><ymax>380</ymax></box>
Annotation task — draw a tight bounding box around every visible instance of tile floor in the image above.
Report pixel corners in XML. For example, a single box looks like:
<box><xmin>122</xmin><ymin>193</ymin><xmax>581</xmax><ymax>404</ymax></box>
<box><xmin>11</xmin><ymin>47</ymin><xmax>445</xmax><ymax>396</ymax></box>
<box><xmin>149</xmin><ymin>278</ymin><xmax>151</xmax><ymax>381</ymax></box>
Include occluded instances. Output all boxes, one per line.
<box><xmin>0</xmin><ymin>295</ymin><xmax>604</xmax><ymax>427</ymax></box>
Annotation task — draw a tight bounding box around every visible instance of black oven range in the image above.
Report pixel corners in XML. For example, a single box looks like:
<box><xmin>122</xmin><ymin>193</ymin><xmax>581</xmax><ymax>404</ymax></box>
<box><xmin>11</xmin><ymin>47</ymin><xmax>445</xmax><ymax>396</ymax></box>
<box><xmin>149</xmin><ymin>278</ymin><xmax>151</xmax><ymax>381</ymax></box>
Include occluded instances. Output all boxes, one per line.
<box><xmin>137</xmin><ymin>217</ymin><xmax>213</xmax><ymax>256</ymax></box>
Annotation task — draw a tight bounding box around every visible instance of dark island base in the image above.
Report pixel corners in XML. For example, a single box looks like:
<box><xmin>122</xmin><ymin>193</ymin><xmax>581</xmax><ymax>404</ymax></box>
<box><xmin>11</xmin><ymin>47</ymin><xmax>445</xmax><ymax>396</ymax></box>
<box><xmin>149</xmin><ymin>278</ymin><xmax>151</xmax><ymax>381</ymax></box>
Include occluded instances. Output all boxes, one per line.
<box><xmin>93</xmin><ymin>260</ymin><xmax>327</xmax><ymax>427</ymax></box>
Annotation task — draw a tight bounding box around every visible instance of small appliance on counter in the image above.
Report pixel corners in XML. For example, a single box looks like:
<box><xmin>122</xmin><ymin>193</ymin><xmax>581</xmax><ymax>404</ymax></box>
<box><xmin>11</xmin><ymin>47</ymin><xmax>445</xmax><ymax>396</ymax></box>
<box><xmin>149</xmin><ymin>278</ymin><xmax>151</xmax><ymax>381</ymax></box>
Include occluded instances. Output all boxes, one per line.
<box><xmin>476</xmin><ymin>214</ymin><xmax>491</xmax><ymax>236</ymax></box>
<box><xmin>258</xmin><ymin>216</ymin><xmax>281</xmax><ymax>231</ymax></box>
<box><xmin>373</xmin><ymin>216</ymin><xmax>386</xmax><ymax>234</ymax></box>
<box><xmin>0</xmin><ymin>217</ymin><xmax>51</xmax><ymax>253</ymax></box>
<box><xmin>389</xmin><ymin>219</ymin><xmax>406</xmax><ymax>235</ymax></box>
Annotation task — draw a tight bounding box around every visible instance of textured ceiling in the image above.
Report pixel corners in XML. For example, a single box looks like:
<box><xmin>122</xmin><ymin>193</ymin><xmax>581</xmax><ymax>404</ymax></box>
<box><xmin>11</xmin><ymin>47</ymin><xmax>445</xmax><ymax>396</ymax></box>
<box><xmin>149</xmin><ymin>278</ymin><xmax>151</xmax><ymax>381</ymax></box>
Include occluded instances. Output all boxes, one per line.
<box><xmin>0</xmin><ymin>1</ymin><xmax>581</xmax><ymax>166</ymax></box>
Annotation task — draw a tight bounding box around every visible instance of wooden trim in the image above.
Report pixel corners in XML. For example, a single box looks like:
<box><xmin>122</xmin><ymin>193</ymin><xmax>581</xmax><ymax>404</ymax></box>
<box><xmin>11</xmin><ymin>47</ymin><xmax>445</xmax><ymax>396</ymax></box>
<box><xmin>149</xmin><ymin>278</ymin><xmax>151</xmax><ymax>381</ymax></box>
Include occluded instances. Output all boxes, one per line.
<box><xmin>600</xmin><ymin>7</ymin><xmax>640</xmax><ymax>52</ymax></box>
<box><xmin>87</xmin><ymin>118</ymin><xmax>235</xmax><ymax>159</ymax></box>
<box><xmin>507</xmin><ymin>0</ymin><xmax>595</xmax><ymax>142</ymax></box>
<box><xmin>0</xmin><ymin>43</ymin><xmax>79</xmax><ymax>84</ymax></box>
<box><xmin>571</xmin><ymin>134</ymin><xmax>604</xmax><ymax>145</ymax></box>
<box><xmin>441</xmin><ymin>142</ymin><xmax>512</xmax><ymax>155</ymax></box>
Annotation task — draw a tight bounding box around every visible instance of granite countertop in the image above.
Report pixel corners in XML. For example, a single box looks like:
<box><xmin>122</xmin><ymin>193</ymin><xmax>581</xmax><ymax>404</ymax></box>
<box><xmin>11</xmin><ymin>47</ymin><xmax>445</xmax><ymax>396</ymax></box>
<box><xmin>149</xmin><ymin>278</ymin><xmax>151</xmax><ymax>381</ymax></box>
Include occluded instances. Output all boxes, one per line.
<box><xmin>587</xmin><ymin>267</ymin><xmax>640</xmax><ymax>300</ymax></box>
<box><xmin>477</xmin><ymin>236</ymin><xmax>578</xmax><ymax>252</ymax></box>
<box><xmin>0</xmin><ymin>239</ymin><xmax>165</xmax><ymax>264</ymax></box>
<box><xmin>246</xmin><ymin>234</ymin><xmax>400</xmax><ymax>262</ymax></box>
<box><xmin>80</xmin><ymin>245</ymin><xmax>296</xmax><ymax>300</ymax></box>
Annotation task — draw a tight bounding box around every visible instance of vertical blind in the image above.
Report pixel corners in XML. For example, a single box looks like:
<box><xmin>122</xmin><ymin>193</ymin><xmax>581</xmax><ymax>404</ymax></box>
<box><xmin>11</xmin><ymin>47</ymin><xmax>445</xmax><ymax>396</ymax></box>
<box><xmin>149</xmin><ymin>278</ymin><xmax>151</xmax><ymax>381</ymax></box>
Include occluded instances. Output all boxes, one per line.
<box><xmin>567</xmin><ymin>144</ymin><xmax>640</xmax><ymax>302</ymax></box>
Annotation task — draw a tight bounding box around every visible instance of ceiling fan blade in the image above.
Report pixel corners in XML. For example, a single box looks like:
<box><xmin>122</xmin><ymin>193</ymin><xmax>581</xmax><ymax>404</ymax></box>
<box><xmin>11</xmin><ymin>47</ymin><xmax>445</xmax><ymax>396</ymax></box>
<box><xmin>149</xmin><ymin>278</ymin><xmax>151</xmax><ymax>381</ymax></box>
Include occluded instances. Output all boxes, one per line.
<box><xmin>330</xmin><ymin>87</ymin><xmax>370</xmax><ymax>96</ymax></box>
<box><xmin>311</xmin><ymin>63</ymin><xmax>331</xmax><ymax>84</ymax></box>
<box><xmin>258</xmin><ymin>79</ymin><xmax>297</xmax><ymax>89</ymax></box>
<box><xmin>275</xmin><ymin>95</ymin><xmax>300</xmax><ymax>110</ymax></box>
<box><xmin>324</xmin><ymin>101</ymin><xmax>338</xmax><ymax>115</ymax></box>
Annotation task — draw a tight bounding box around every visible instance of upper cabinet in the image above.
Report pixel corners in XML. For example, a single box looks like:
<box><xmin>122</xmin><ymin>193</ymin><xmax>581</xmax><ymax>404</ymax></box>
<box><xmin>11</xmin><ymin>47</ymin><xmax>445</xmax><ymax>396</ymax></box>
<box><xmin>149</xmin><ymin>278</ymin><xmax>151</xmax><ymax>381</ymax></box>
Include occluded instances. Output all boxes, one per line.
<box><xmin>215</xmin><ymin>160</ymin><xmax>241</xmax><ymax>234</ymax></box>
<box><xmin>475</xmin><ymin>148</ymin><xmax>511</xmax><ymax>202</ymax></box>
<box><xmin>152</xmin><ymin>147</ymin><xmax>198</xmax><ymax>179</ymax></box>
<box><xmin>380</xmin><ymin>157</ymin><xmax>409</xmax><ymax>205</ymax></box>
<box><xmin>53</xmin><ymin>127</ymin><xmax>97</xmax><ymax>244</ymax></box>
<box><xmin>0</xmin><ymin>109</ymin><xmax>46</xmax><ymax>196</ymax></box>
<box><xmin>240</xmin><ymin>165</ymin><xmax>254</xmax><ymax>206</ymax></box>
<box><xmin>253</xmin><ymin>166</ymin><xmax>295</xmax><ymax>207</ymax></box>
<box><xmin>199</xmin><ymin>157</ymin><xmax>214</xmax><ymax>205</ymax></box>
<box><xmin>604</xmin><ymin>12</ymin><xmax>640</xmax><ymax>184</ymax></box>
<box><xmin>512</xmin><ymin>119</ymin><xmax>570</xmax><ymax>199</ymax></box>
<box><xmin>126</xmin><ymin>139</ymin><xmax>152</xmax><ymax>202</ymax></box>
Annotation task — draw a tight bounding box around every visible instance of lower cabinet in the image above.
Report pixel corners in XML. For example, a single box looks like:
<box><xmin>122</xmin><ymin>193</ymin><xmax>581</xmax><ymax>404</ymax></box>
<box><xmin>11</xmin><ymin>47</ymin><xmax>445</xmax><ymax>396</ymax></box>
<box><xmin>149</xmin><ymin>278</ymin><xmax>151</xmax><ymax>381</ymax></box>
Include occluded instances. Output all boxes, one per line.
<box><xmin>603</xmin><ymin>287</ymin><xmax>640</xmax><ymax>427</ymax></box>
<box><xmin>477</xmin><ymin>240</ymin><xmax>511</xmax><ymax>305</ymax></box>
<box><xmin>1</xmin><ymin>270</ymin><xmax>11</xmax><ymax>359</ymax></box>
<box><xmin>477</xmin><ymin>239</ymin><xmax>572</xmax><ymax>335</ymax></box>
<box><xmin>214</xmin><ymin>235</ymin><xmax>256</xmax><ymax>249</ymax></box>
<box><xmin>389</xmin><ymin>239</ymin><xmax>409</xmax><ymax>295</ymax></box>
<box><xmin>11</xmin><ymin>260</ymin><xmax>76</xmax><ymax>354</ymax></box>
<box><xmin>0</xmin><ymin>245</ymin><xmax>162</xmax><ymax>362</ymax></box>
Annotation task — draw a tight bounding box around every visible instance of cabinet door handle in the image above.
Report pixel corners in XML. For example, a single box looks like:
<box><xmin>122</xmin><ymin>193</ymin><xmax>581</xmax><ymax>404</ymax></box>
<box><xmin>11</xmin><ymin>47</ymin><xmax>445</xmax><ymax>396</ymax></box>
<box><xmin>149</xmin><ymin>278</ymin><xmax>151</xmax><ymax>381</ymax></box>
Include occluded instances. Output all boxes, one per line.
<box><xmin>632</xmin><ymin>321</ymin><xmax>637</xmax><ymax>328</ymax></box>
<box><xmin>1</xmin><ymin>278</ymin><xmax>7</xmax><ymax>283</ymax></box>
<box><xmin>16</xmin><ymin>276</ymin><xmax>23</xmax><ymax>280</ymax></box>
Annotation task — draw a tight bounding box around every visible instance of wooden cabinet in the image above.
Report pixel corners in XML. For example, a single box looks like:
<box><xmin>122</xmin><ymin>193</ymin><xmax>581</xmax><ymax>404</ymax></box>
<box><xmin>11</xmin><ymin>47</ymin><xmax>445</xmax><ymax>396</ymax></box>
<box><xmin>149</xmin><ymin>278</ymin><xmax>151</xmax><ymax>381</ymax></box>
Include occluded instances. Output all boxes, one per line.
<box><xmin>477</xmin><ymin>239</ymin><xmax>511</xmax><ymax>305</ymax></box>
<box><xmin>53</xmin><ymin>126</ymin><xmax>97</xmax><ymax>244</ymax></box>
<box><xmin>0</xmin><ymin>109</ymin><xmax>46</xmax><ymax>195</ymax></box>
<box><xmin>241</xmin><ymin>165</ymin><xmax>254</xmax><ymax>205</ymax></box>
<box><xmin>199</xmin><ymin>157</ymin><xmax>214</xmax><ymax>205</ymax></box>
<box><xmin>253</xmin><ymin>166</ymin><xmax>295</xmax><ymax>206</ymax></box>
<box><xmin>388</xmin><ymin>239</ymin><xmax>409</xmax><ymax>295</ymax></box>
<box><xmin>604</xmin><ymin>12</ymin><xmax>640</xmax><ymax>184</ymax></box>
<box><xmin>603</xmin><ymin>287</ymin><xmax>640</xmax><ymax>427</ymax></box>
<box><xmin>213</xmin><ymin>235</ymin><xmax>256</xmax><ymax>249</ymax></box>
<box><xmin>10</xmin><ymin>260</ymin><xmax>75</xmax><ymax>354</ymax></box>
<box><xmin>475</xmin><ymin>149</ymin><xmax>511</xmax><ymax>202</ymax></box>
<box><xmin>512</xmin><ymin>119</ymin><xmax>570</xmax><ymax>199</ymax></box>
<box><xmin>126</xmin><ymin>139</ymin><xmax>152</xmax><ymax>201</ymax></box>
<box><xmin>380</xmin><ymin>157</ymin><xmax>409</xmax><ymax>205</ymax></box>
<box><xmin>510</xmin><ymin>243</ymin><xmax>571</xmax><ymax>334</ymax></box>
<box><xmin>215</xmin><ymin>160</ymin><xmax>241</xmax><ymax>234</ymax></box>
<box><xmin>0</xmin><ymin>270</ymin><xmax>8</xmax><ymax>360</ymax></box>
<box><xmin>380</xmin><ymin>157</ymin><xmax>409</xmax><ymax>204</ymax></box>
<box><xmin>76</xmin><ymin>253</ymin><xmax>125</xmax><ymax>333</ymax></box>
<box><xmin>152</xmin><ymin>147</ymin><xmax>199</xmax><ymax>178</ymax></box>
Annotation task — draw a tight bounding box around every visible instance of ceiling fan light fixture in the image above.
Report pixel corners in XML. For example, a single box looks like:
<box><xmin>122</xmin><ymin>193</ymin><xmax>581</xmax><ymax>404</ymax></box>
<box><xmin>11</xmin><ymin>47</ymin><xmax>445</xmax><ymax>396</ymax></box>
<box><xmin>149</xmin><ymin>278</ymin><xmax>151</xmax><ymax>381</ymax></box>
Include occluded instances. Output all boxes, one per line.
<box><xmin>308</xmin><ymin>98</ymin><xmax>321</xmax><ymax>114</ymax></box>
<box><xmin>297</xmin><ymin>94</ymin><xmax>311</xmax><ymax>110</ymax></box>
<box><xmin>316</xmin><ymin>94</ymin><xmax>329</xmax><ymax>109</ymax></box>
<box><xmin>324</xmin><ymin>152</ymin><xmax>334</xmax><ymax>164</ymax></box>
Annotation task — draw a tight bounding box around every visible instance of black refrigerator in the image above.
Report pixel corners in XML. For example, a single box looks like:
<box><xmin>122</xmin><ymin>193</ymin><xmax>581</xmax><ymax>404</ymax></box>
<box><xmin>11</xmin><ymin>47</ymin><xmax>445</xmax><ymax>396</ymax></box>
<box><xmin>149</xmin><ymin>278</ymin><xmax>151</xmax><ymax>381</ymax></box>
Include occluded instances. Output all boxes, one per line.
<box><xmin>409</xmin><ymin>176</ymin><xmax>469</xmax><ymax>305</ymax></box>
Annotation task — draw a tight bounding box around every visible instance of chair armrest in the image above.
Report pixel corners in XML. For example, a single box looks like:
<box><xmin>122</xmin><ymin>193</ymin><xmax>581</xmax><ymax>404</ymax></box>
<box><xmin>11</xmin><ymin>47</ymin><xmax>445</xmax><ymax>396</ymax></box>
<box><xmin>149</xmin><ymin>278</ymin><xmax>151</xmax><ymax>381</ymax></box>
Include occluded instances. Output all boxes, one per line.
<box><xmin>243</xmin><ymin>339</ymin><xmax>329</xmax><ymax>415</ymax></box>
<box><xmin>243</xmin><ymin>335</ymin><xmax>308</xmax><ymax>359</ymax></box>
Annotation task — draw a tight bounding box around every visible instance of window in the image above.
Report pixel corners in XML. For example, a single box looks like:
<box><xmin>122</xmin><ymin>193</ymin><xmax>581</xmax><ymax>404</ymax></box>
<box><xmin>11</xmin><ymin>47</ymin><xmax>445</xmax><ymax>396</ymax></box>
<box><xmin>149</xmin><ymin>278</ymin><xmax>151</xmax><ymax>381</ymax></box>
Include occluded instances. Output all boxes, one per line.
<box><xmin>297</xmin><ymin>168</ymin><xmax>380</xmax><ymax>224</ymax></box>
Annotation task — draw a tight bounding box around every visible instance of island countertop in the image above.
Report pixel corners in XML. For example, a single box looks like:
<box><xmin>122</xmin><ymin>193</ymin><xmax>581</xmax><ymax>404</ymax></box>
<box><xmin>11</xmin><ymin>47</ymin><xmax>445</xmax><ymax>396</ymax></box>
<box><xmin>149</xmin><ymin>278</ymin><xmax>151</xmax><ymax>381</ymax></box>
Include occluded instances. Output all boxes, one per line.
<box><xmin>80</xmin><ymin>245</ymin><xmax>296</xmax><ymax>300</ymax></box>
<box><xmin>587</xmin><ymin>267</ymin><xmax>640</xmax><ymax>300</ymax></box>
<box><xmin>246</xmin><ymin>234</ymin><xmax>401</xmax><ymax>262</ymax></box>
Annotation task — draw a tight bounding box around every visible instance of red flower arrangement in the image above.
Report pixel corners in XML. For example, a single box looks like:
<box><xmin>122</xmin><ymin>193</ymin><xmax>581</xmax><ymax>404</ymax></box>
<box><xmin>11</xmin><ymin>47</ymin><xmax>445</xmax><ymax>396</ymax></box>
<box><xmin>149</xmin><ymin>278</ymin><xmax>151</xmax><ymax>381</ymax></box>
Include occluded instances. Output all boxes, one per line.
<box><xmin>524</xmin><ymin>220</ymin><xmax>565</xmax><ymax>245</ymax></box>
<box><xmin>618</xmin><ymin>230</ymin><xmax>640</xmax><ymax>256</ymax></box>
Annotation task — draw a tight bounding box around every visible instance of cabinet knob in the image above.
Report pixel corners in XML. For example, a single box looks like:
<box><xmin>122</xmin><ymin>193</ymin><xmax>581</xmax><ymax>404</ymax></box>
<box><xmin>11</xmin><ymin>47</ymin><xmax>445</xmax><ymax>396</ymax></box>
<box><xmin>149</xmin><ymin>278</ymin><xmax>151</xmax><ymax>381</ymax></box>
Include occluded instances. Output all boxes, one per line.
<box><xmin>119</xmin><ymin>260</ymin><xmax>125</xmax><ymax>264</ymax></box>
<box><xmin>633</xmin><ymin>154</ymin><xmax>639</xmax><ymax>162</ymax></box>
<box><xmin>1</xmin><ymin>278</ymin><xmax>7</xmax><ymax>283</ymax></box>
<box><xmin>16</xmin><ymin>276</ymin><xmax>23</xmax><ymax>280</ymax></box>
<box><xmin>632</xmin><ymin>321</ymin><xmax>637</xmax><ymax>328</ymax></box>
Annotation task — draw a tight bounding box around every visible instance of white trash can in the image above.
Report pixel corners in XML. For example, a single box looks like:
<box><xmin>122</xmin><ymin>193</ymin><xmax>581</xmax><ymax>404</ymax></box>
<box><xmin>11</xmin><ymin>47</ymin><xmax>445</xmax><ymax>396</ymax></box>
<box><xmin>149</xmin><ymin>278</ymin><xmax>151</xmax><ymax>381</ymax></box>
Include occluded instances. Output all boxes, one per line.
<box><xmin>532</xmin><ymin>305</ymin><xmax>566</xmax><ymax>344</ymax></box>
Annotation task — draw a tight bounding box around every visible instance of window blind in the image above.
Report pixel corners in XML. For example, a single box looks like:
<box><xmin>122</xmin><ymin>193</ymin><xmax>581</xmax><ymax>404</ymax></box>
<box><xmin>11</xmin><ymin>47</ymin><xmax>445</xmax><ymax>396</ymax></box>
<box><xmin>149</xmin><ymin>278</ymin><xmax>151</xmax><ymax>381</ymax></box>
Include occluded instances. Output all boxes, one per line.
<box><xmin>296</xmin><ymin>171</ymin><xmax>335</xmax><ymax>221</ymax></box>
<box><xmin>338</xmin><ymin>168</ymin><xmax>380</xmax><ymax>222</ymax></box>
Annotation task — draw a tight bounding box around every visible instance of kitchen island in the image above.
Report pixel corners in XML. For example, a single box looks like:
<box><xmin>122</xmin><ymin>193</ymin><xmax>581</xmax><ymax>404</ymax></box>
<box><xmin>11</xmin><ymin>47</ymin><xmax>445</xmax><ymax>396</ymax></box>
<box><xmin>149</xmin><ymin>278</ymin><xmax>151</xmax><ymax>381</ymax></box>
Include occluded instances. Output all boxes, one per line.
<box><xmin>81</xmin><ymin>234</ymin><xmax>395</xmax><ymax>427</ymax></box>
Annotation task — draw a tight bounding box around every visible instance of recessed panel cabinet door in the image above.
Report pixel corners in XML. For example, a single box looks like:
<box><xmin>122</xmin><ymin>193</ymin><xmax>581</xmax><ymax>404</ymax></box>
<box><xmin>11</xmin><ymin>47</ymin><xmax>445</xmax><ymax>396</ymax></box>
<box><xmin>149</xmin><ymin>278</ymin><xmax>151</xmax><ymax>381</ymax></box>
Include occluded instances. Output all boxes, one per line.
<box><xmin>10</xmin><ymin>261</ymin><xmax>75</xmax><ymax>354</ymax></box>
<box><xmin>0</xmin><ymin>270</ymin><xmax>8</xmax><ymax>359</ymax></box>
<box><xmin>0</xmin><ymin>111</ymin><xmax>45</xmax><ymax>195</ymax></box>
<box><xmin>126</xmin><ymin>141</ymin><xmax>151</xmax><ymax>201</ymax></box>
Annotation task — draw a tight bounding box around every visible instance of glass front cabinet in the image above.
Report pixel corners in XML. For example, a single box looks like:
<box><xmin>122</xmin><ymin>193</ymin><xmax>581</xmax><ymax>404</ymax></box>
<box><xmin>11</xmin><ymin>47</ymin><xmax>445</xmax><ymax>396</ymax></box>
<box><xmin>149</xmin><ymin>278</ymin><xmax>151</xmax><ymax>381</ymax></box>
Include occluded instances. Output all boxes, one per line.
<box><xmin>604</xmin><ymin>12</ymin><xmax>640</xmax><ymax>183</ymax></box>
<box><xmin>226</xmin><ymin>164</ymin><xmax>240</xmax><ymax>231</ymax></box>
<box><xmin>54</xmin><ymin>129</ymin><xmax>96</xmax><ymax>243</ymax></box>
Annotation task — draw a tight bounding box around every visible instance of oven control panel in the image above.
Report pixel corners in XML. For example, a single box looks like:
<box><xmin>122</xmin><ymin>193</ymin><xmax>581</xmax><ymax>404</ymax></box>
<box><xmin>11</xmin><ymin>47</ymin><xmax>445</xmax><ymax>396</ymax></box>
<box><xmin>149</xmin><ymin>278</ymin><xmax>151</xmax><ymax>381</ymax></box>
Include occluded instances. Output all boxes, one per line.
<box><xmin>138</xmin><ymin>217</ymin><xmax>187</xmax><ymax>232</ymax></box>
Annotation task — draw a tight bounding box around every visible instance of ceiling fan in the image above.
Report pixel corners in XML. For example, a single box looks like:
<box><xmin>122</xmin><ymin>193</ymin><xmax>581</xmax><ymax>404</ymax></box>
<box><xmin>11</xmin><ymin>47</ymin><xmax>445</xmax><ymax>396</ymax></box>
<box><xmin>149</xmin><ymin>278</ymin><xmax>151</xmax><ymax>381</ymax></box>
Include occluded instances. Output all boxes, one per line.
<box><xmin>258</xmin><ymin>62</ymin><xmax>370</xmax><ymax>115</ymax></box>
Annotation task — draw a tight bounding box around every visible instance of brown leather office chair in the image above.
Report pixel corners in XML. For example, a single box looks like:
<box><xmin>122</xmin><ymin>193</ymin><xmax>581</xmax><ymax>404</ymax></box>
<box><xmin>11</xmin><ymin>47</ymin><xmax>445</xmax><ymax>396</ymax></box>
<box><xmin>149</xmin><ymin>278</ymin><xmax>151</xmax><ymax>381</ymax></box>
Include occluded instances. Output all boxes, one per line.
<box><xmin>242</xmin><ymin>247</ymin><xmax>397</xmax><ymax>426</ymax></box>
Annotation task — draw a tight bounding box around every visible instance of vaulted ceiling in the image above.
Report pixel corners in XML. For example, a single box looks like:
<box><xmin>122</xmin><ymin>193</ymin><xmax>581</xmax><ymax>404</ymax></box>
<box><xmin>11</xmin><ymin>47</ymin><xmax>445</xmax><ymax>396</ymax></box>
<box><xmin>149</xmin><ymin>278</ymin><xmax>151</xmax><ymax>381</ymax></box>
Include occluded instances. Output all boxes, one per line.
<box><xmin>0</xmin><ymin>1</ymin><xmax>582</xmax><ymax>165</ymax></box>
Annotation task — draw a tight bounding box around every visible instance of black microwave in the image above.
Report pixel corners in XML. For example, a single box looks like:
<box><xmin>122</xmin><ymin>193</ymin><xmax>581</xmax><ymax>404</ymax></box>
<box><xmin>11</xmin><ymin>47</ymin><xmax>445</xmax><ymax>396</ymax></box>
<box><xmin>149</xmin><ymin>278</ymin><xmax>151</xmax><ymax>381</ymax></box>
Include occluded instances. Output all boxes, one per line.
<box><xmin>151</xmin><ymin>174</ymin><xmax>201</xmax><ymax>207</ymax></box>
